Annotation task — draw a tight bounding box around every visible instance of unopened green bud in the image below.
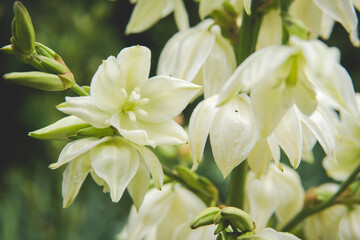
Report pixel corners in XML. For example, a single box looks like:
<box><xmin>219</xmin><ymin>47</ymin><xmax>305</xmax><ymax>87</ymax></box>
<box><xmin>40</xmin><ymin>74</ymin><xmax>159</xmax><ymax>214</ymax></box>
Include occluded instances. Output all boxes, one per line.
<box><xmin>190</xmin><ymin>207</ymin><xmax>221</xmax><ymax>229</ymax></box>
<box><xmin>33</xmin><ymin>55</ymin><xmax>68</xmax><ymax>74</ymax></box>
<box><xmin>29</xmin><ymin>116</ymin><xmax>91</xmax><ymax>140</ymax></box>
<box><xmin>35</xmin><ymin>42</ymin><xmax>56</xmax><ymax>59</ymax></box>
<box><xmin>282</xmin><ymin>13</ymin><xmax>310</xmax><ymax>40</ymax></box>
<box><xmin>220</xmin><ymin>207</ymin><xmax>254</xmax><ymax>232</ymax></box>
<box><xmin>214</xmin><ymin>220</ymin><xmax>229</xmax><ymax>235</ymax></box>
<box><xmin>4</xmin><ymin>71</ymin><xmax>72</xmax><ymax>91</ymax></box>
<box><xmin>12</xmin><ymin>1</ymin><xmax>35</xmax><ymax>54</ymax></box>
<box><xmin>70</xmin><ymin>126</ymin><xmax>115</xmax><ymax>139</ymax></box>
<box><xmin>0</xmin><ymin>44</ymin><xmax>14</xmax><ymax>54</ymax></box>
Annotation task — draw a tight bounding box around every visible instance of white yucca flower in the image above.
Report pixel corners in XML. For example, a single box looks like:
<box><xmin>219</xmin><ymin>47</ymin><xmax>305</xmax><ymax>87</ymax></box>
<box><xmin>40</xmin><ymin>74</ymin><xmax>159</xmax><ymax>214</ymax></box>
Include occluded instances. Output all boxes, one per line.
<box><xmin>126</xmin><ymin>0</ymin><xmax>189</xmax><ymax>34</ymax></box>
<box><xmin>49</xmin><ymin>136</ymin><xmax>163</xmax><ymax>208</ymax></box>
<box><xmin>58</xmin><ymin>46</ymin><xmax>201</xmax><ymax>147</ymax></box>
<box><xmin>118</xmin><ymin>184</ymin><xmax>215</xmax><ymax>240</ymax></box>
<box><xmin>158</xmin><ymin>19</ymin><xmax>236</xmax><ymax>98</ymax></box>
<box><xmin>244</xmin><ymin>163</ymin><xmax>305</xmax><ymax>231</ymax></box>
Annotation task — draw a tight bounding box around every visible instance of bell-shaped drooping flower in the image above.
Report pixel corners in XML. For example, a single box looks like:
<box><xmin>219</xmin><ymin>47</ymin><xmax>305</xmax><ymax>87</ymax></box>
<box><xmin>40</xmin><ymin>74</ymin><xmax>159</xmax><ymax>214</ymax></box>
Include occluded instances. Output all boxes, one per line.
<box><xmin>157</xmin><ymin>19</ymin><xmax>236</xmax><ymax>98</ymax></box>
<box><xmin>244</xmin><ymin>163</ymin><xmax>305</xmax><ymax>231</ymax></box>
<box><xmin>304</xmin><ymin>183</ymin><xmax>360</xmax><ymax>240</ymax></box>
<box><xmin>49</xmin><ymin>136</ymin><xmax>163</xmax><ymax>209</ymax></box>
<box><xmin>219</xmin><ymin>36</ymin><xmax>357</xmax><ymax>139</ymax></box>
<box><xmin>118</xmin><ymin>183</ymin><xmax>215</xmax><ymax>240</ymax></box>
<box><xmin>57</xmin><ymin>46</ymin><xmax>201</xmax><ymax>147</ymax></box>
<box><xmin>126</xmin><ymin>0</ymin><xmax>189</xmax><ymax>34</ymax></box>
<box><xmin>189</xmin><ymin>93</ymin><xmax>257</xmax><ymax>177</ymax></box>
<box><xmin>323</xmin><ymin>93</ymin><xmax>360</xmax><ymax>181</ymax></box>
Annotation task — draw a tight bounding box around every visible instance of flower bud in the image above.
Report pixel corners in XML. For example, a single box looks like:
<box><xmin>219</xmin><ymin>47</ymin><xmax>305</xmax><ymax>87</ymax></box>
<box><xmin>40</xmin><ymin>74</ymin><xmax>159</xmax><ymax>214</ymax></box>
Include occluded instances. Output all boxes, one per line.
<box><xmin>4</xmin><ymin>71</ymin><xmax>72</xmax><ymax>91</ymax></box>
<box><xmin>35</xmin><ymin>42</ymin><xmax>56</xmax><ymax>59</ymax></box>
<box><xmin>220</xmin><ymin>206</ymin><xmax>255</xmax><ymax>232</ymax></box>
<box><xmin>11</xmin><ymin>1</ymin><xmax>35</xmax><ymax>54</ymax></box>
<box><xmin>29</xmin><ymin>116</ymin><xmax>91</xmax><ymax>140</ymax></box>
<box><xmin>32</xmin><ymin>55</ymin><xmax>68</xmax><ymax>74</ymax></box>
<box><xmin>70</xmin><ymin>126</ymin><xmax>115</xmax><ymax>139</ymax></box>
<box><xmin>190</xmin><ymin>207</ymin><xmax>221</xmax><ymax>229</ymax></box>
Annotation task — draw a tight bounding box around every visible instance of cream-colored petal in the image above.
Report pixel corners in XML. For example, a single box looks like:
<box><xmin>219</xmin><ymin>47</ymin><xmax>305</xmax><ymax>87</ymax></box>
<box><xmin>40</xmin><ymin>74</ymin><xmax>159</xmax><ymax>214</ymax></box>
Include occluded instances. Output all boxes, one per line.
<box><xmin>90</xmin><ymin>56</ymin><xmax>126</xmax><ymax>112</ymax></box>
<box><xmin>188</xmin><ymin>95</ymin><xmax>219</xmax><ymax>170</ymax></box>
<box><xmin>247</xmin><ymin>140</ymin><xmax>272</xmax><ymax>178</ymax></box>
<box><xmin>210</xmin><ymin>94</ymin><xmax>257</xmax><ymax>177</ymax></box>
<box><xmin>127</xmin><ymin>158</ymin><xmax>150</xmax><ymax>210</ymax></box>
<box><xmin>294</xmin><ymin>78</ymin><xmax>317</xmax><ymax>116</ymax></box>
<box><xmin>313</xmin><ymin>0</ymin><xmax>359</xmax><ymax>46</ymax></box>
<box><xmin>131</xmin><ymin>144</ymin><xmax>164</xmax><ymax>190</ymax></box>
<box><xmin>117</xmin><ymin>45</ymin><xmax>151</xmax><ymax>92</ymax></box>
<box><xmin>49</xmin><ymin>137</ymin><xmax>110</xmax><ymax>169</ymax></box>
<box><xmin>90</xmin><ymin>138</ymin><xmax>140</xmax><ymax>202</ymax></box>
<box><xmin>126</xmin><ymin>0</ymin><xmax>173</xmax><ymax>34</ymax></box>
<box><xmin>273</xmin><ymin>107</ymin><xmax>302</xmax><ymax>168</ymax></box>
<box><xmin>57</xmin><ymin>97</ymin><xmax>111</xmax><ymax>129</ymax></box>
<box><xmin>255</xmin><ymin>228</ymin><xmax>301</xmax><ymax>240</ymax></box>
<box><xmin>62</xmin><ymin>154</ymin><xmax>91</xmax><ymax>208</ymax></box>
<box><xmin>202</xmin><ymin>33</ymin><xmax>236</xmax><ymax>98</ymax></box>
<box><xmin>251</xmin><ymin>73</ymin><xmax>294</xmax><ymax>139</ymax></box>
<box><xmin>256</xmin><ymin>9</ymin><xmax>282</xmax><ymax>50</ymax></box>
<box><xmin>140</xmin><ymin>76</ymin><xmax>201</xmax><ymax>122</ymax></box>
<box><xmin>173</xmin><ymin>0</ymin><xmax>189</xmax><ymax>30</ymax></box>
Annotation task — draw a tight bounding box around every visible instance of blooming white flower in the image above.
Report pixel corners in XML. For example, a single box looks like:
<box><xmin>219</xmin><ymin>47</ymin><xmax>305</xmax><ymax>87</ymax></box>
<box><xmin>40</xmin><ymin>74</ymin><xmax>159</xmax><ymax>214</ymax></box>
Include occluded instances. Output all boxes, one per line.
<box><xmin>158</xmin><ymin>19</ymin><xmax>236</xmax><ymax>98</ymax></box>
<box><xmin>49</xmin><ymin>136</ymin><xmax>163</xmax><ymax>209</ymax></box>
<box><xmin>126</xmin><ymin>0</ymin><xmax>189</xmax><ymax>34</ymax></box>
<box><xmin>189</xmin><ymin>93</ymin><xmax>257</xmax><ymax>177</ymax></box>
<box><xmin>304</xmin><ymin>183</ymin><xmax>360</xmax><ymax>240</ymax></box>
<box><xmin>323</xmin><ymin>93</ymin><xmax>360</xmax><ymax>181</ymax></box>
<box><xmin>219</xmin><ymin>36</ymin><xmax>357</xmax><ymax>140</ymax></box>
<box><xmin>57</xmin><ymin>46</ymin><xmax>201</xmax><ymax>147</ymax></box>
<box><xmin>118</xmin><ymin>183</ymin><xmax>215</xmax><ymax>240</ymax></box>
<box><xmin>244</xmin><ymin>163</ymin><xmax>305</xmax><ymax>231</ymax></box>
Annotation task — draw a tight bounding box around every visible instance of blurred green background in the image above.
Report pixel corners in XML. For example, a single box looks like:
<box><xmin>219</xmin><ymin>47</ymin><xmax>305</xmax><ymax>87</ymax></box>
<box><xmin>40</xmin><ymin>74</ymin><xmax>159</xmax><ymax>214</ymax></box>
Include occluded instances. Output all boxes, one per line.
<box><xmin>0</xmin><ymin>0</ymin><xmax>359</xmax><ymax>239</ymax></box>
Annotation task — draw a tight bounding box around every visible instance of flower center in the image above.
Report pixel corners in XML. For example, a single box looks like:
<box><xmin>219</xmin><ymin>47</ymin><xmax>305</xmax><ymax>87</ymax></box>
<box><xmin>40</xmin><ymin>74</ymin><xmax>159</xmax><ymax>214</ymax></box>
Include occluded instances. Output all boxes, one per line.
<box><xmin>121</xmin><ymin>87</ymin><xmax>149</xmax><ymax>122</ymax></box>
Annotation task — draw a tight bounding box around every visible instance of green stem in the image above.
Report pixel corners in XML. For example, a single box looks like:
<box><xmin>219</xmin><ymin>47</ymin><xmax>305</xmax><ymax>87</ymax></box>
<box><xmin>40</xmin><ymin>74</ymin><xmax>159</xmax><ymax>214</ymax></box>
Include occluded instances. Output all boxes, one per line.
<box><xmin>71</xmin><ymin>83</ymin><xmax>89</xmax><ymax>96</ymax></box>
<box><xmin>233</xmin><ymin>2</ymin><xmax>264</xmax><ymax>64</ymax></box>
<box><xmin>226</xmin><ymin>161</ymin><xmax>248</xmax><ymax>208</ymax></box>
<box><xmin>281</xmin><ymin>163</ymin><xmax>360</xmax><ymax>232</ymax></box>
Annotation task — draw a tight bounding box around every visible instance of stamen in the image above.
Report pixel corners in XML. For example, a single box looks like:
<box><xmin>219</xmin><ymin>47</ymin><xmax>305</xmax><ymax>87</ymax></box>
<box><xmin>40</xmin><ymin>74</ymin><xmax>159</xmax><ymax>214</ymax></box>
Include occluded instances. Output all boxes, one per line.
<box><xmin>136</xmin><ymin>109</ymin><xmax>148</xmax><ymax>117</ymax></box>
<box><xmin>139</xmin><ymin>98</ymin><xmax>150</xmax><ymax>105</ymax></box>
<box><xmin>128</xmin><ymin>111</ymin><xmax>137</xmax><ymax>122</ymax></box>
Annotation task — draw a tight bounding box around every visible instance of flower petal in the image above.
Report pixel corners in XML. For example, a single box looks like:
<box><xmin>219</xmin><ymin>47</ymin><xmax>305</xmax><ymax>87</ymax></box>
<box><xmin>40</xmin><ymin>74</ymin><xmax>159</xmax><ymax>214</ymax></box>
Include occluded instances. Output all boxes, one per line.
<box><xmin>90</xmin><ymin>138</ymin><xmax>140</xmax><ymax>202</ymax></box>
<box><xmin>117</xmin><ymin>45</ymin><xmax>151</xmax><ymax>92</ymax></box>
<box><xmin>90</xmin><ymin>56</ymin><xmax>126</xmax><ymax>112</ymax></box>
<box><xmin>210</xmin><ymin>94</ymin><xmax>257</xmax><ymax>177</ymax></box>
<box><xmin>125</xmin><ymin>0</ymin><xmax>173</xmax><ymax>34</ymax></box>
<box><xmin>251</xmin><ymin>74</ymin><xmax>294</xmax><ymax>139</ymax></box>
<box><xmin>127</xmin><ymin>158</ymin><xmax>150</xmax><ymax>211</ymax></box>
<box><xmin>49</xmin><ymin>137</ymin><xmax>110</xmax><ymax>169</ymax></box>
<box><xmin>140</xmin><ymin>76</ymin><xmax>201</xmax><ymax>122</ymax></box>
<box><xmin>274</xmin><ymin>107</ymin><xmax>303</xmax><ymax>168</ymax></box>
<box><xmin>202</xmin><ymin>33</ymin><xmax>236</xmax><ymax>98</ymax></box>
<box><xmin>173</xmin><ymin>0</ymin><xmax>189</xmax><ymax>30</ymax></box>
<box><xmin>247</xmin><ymin>140</ymin><xmax>272</xmax><ymax>178</ymax></box>
<box><xmin>188</xmin><ymin>95</ymin><xmax>219</xmax><ymax>170</ymax></box>
<box><xmin>199</xmin><ymin>0</ymin><xmax>224</xmax><ymax>19</ymax></box>
<box><xmin>62</xmin><ymin>154</ymin><xmax>91</xmax><ymax>208</ymax></box>
<box><xmin>314</xmin><ymin>0</ymin><xmax>359</xmax><ymax>46</ymax></box>
<box><xmin>131</xmin><ymin>144</ymin><xmax>164</xmax><ymax>190</ymax></box>
<box><xmin>57</xmin><ymin>96</ymin><xmax>111</xmax><ymax>128</ymax></box>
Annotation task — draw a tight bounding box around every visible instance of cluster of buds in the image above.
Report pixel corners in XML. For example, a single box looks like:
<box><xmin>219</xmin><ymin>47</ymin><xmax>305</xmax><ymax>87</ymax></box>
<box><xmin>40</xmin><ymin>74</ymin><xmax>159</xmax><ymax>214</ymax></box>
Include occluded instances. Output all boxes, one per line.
<box><xmin>1</xmin><ymin>1</ymin><xmax>75</xmax><ymax>91</ymax></box>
